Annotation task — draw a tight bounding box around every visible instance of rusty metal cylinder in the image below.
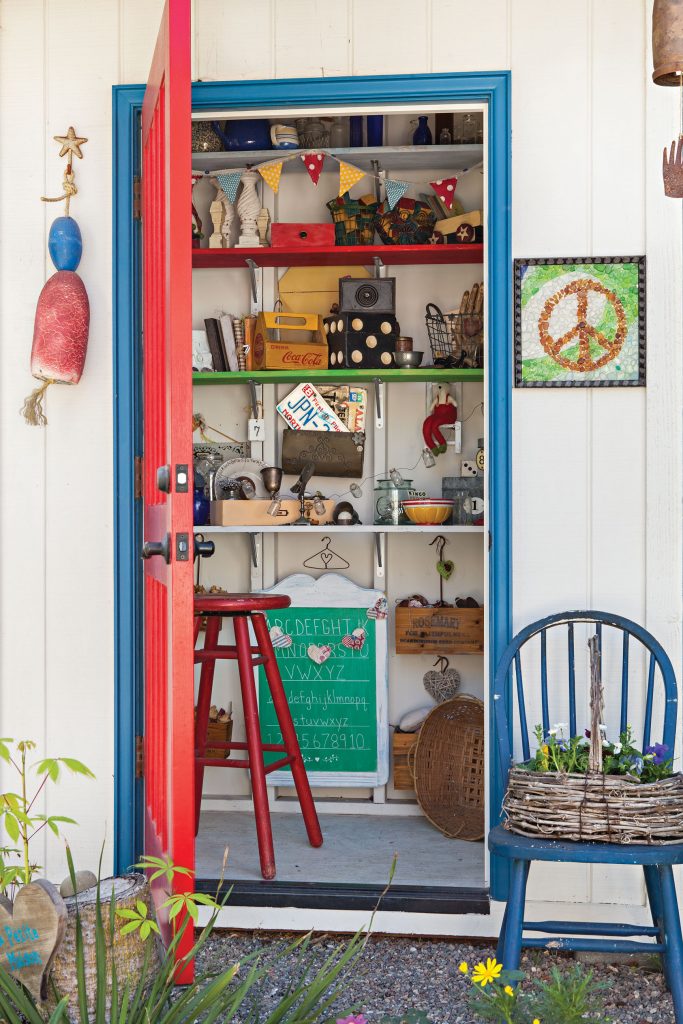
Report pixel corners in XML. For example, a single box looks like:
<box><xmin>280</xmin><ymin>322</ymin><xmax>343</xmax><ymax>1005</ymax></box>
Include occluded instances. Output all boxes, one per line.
<box><xmin>653</xmin><ymin>0</ymin><xmax>683</xmax><ymax>85</ymax></box>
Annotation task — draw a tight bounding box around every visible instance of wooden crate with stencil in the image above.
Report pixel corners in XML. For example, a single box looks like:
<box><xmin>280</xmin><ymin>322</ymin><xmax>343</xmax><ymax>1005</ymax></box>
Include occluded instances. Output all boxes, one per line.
<box><xmin>195</xmin><ymin>705</ymin><xmax>233</xmax><ymax>759</ymax></box>
<box><xmin>395</xmin><ymin>606</ymin><xmax>484</xmax><ymax>654</ymax></box>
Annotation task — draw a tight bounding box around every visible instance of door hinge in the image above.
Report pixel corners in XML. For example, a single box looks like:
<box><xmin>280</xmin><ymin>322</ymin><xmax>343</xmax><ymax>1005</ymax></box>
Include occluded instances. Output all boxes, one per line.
<box><xmin>133</xmin><ymin>176</ymin><xmax>141</xmax><ymax>220</ymax></box>
<box><xmin>135</xmin><ymin>736</ymin><xmax>144</xmax><ymax>779</ymax></box>
<box><xmin>134</xmin><ymin>455</ymin><xmax>143</xmax><ymax>499</ymax></box>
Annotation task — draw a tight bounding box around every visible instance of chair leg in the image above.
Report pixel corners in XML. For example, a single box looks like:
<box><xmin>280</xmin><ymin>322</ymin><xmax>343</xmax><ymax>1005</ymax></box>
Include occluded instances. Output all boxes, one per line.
<box><xmin>658</xmin><ymin>866</ymin><xmax>683</xmax><ymax>1022</ymax></box>
<box><xmin>252</xmin><ymin>613</ymin><xmax>323</xmax><ymax>849</ymax></box>
<box><xmin>194</xmin><ymin>615</ymin><xmax>220</xmax><ymax>836</ymax></box>
<box><xmin>233</xmin><ymin>614</ymin><xmax>277</xmax><ymax>880</ymax></box>
<box><xmin>496</xmin><ymin>901</ymin><xmax>509</xmax><ymax>962</ymax></box>
<box><xmin>501</xmin><ymin>860</ymin><xmax>529</xmax><ymax>974</ymax></box>
<box><xmin>644</xmin><ymin>865</ymin><xmax>670</xmax><ymax>990</ymax></box>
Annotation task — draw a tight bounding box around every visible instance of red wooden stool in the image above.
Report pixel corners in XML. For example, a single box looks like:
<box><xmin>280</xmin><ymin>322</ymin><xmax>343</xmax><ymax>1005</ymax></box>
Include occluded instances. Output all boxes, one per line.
<box><xmin>193</xmin><ymin>593</ymin><xmax>323</xmax><ymax>880</ymax></box>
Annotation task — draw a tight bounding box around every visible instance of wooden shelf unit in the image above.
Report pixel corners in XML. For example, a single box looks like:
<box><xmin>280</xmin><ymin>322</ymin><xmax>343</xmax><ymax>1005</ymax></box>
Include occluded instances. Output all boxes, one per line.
<box><xmin>192</xmin><ymin>243</ymin><xmax>483</xmax><ymax>269</ymax></box>
<box><xmin>193</xmin><ymin>368</ymin><xmax>483</xmax><ymax>386</ymax></box>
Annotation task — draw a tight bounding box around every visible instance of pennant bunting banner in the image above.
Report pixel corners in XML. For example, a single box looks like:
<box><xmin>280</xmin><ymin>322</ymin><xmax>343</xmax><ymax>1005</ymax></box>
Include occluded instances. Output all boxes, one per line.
<box><xmin>338</xmin><ymin>160</ymin><xmax>366</xmax><ymax>197</ymax></box>
<box><xmin>215</xmin><ymin>171</ymin><xmax>243</xmax><ymax>205</ymax></box>
<box><xmin>301</xmin><ymin>152</ymin><xmax>325</xmax><ymax>185</ymax></box>
<box><xmin>430</xmin><ymin>176</ymin><xmax>458</xmax><ymax>210</ymax></box>
<box><xmin>384</xmin><ymin>178</ymin><xmax>410</xmax><ymax>211</ymax></box>
<box><xmin>258</xmin><ymin>160</ymin><xmax>284</xmax><ymax>193</ymax></box>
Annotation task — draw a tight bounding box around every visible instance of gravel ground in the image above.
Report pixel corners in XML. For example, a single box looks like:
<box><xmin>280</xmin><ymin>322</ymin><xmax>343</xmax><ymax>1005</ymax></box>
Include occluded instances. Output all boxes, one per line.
<box><xmin>195</xmin><ymin>930</ymin><xmax>674</xmax><ymax>1023</ymax></box>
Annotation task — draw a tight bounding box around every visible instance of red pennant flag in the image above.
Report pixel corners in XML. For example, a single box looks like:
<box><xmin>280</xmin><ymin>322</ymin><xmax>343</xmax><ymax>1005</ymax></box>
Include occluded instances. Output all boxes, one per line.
<box><xmin>301</xmin><ymin>152</ymin><xmax>325</xmax><ymax>185</ymax></box>
<box><xmin>430</xmin><ymin>176</ymin><xmax>458</xmax><ymax>210</ymax></box>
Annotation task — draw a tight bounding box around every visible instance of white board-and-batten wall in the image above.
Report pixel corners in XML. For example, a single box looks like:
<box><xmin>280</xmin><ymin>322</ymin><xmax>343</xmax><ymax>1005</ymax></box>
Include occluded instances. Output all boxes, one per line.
<box><xmin>0</xmin><ymin>0</ymin><xmax>680</xmax><ymax>936</ymax></box>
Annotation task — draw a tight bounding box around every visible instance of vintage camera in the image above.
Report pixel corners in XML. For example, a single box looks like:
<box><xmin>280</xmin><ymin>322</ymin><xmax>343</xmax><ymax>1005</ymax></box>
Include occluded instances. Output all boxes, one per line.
<box><xmin>339</xmin><ymin>277</ymin><xmax>396</xmax><ymax>315</ymax></box>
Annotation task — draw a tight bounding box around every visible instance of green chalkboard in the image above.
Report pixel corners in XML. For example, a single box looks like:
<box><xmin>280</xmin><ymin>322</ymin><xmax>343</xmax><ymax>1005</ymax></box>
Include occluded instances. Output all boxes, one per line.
<box><xmin>257</xmin><ymin>573</ymin><xmax>389</xmax><ymax>787</ymax></box>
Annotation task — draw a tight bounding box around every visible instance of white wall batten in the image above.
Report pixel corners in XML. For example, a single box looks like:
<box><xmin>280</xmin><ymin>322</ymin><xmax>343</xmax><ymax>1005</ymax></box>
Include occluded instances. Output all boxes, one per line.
<box><xmin>0</xmin><ymin>0</ymin><xmax>680</xmax><ymax>936</ymax></box>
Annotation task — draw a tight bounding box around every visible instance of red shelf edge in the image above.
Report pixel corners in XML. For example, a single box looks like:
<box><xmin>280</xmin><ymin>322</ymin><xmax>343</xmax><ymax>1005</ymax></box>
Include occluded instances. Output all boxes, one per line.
<box><xmin>192</xmin><ymin>243</ymin><xmax>483</xmax><ymax>268</ymax></box>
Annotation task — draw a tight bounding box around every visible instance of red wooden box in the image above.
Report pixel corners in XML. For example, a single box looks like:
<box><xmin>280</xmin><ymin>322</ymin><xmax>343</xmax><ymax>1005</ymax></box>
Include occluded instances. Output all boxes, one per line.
<box><xmin>271</xmin><ymin>223</ymin><xmax>335</xmax><ymax>247</ymax></box>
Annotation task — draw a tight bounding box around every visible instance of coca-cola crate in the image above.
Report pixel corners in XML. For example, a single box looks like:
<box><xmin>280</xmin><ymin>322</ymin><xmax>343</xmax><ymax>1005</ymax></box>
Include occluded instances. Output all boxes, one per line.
<box><xmin>252</xmin><ymin>311</ymin><xmax>328</xmax><ymax>371</ymax></box>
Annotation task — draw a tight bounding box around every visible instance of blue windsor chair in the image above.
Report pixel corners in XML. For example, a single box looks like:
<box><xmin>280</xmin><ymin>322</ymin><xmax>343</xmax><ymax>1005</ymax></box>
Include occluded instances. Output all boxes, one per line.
<box><xmin>489</xmin><ymin>610</ymin><xmax>683</xmax><ymax>1020</ymax></box>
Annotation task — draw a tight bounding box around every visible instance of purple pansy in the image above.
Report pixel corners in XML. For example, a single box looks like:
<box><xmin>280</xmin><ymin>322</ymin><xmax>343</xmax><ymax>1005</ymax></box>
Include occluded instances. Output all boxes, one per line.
<box><xmin>336</xmin><ymin>1016</ymin><xmax>368</xmax><ymax>1024</ymax></box>
<box><xmin>645</xmin><ymin>743</ymin><xmax>669</xmax><ymax>765</ymax></box>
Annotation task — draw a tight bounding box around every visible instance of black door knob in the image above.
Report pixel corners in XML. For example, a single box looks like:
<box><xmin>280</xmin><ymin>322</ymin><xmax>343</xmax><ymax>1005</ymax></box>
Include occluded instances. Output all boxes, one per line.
<box><xmin>194</xmin><ymin>538</ymin><xmax>215</xmax><ymax>559</ymax></box>
<box><xmin>156</xmin><ymin>465</ymin><xmax>171</xmax><ymax>493</ymax></box>
<box><xmin>141</xmin><ymin>533</ymin><xmax>171</xmax><ymax>563</ymax></box>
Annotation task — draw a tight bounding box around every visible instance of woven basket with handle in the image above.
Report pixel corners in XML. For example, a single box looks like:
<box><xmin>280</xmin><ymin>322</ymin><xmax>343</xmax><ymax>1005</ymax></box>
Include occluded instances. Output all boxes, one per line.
<box><xmin>504</xmin><ymin>635</ymin><xmax>683</xmax><ymax>844</ymax></box>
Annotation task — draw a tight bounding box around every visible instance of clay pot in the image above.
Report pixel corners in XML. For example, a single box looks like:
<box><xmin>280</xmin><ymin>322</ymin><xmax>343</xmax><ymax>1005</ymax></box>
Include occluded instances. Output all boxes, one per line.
<box><xmin>653</xmin><ymin>0</ymin><xmax>683</xmax><ymax>85</ymax></box>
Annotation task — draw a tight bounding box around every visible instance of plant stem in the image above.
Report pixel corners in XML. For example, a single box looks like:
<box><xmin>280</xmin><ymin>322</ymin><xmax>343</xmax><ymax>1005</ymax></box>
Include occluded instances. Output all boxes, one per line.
<box><xmin>26</xmin><ymin>775</ymin><xmax>48</xmax><ymax>815</ymax></box>
<box><xmin>20</xmin><ymin>746</ymin><xmax>30</xmax><ymax>884</ymax></box>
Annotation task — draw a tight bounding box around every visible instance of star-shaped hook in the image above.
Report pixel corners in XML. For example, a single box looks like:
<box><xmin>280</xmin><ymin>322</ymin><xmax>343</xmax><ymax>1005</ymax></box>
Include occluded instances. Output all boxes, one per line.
<box><xmin>53</xmin><ymin>127</ymin><xmax>88</xmax><ymax>160</ymax></box>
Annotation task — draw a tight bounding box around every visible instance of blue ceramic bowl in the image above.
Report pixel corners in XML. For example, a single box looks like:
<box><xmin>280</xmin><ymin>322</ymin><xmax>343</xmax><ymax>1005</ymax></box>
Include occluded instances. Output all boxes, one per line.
<box><xmin>211</xmin><ymin>119</ymin><xmax>271</xmax><ymax>151</ymax></box>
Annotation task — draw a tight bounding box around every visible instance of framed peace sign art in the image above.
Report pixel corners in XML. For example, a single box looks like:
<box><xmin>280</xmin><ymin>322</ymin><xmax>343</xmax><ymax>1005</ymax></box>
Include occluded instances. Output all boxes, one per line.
<box><xmin>514</xmin><ymin>256</ymin><xmax>646</xmax><ymax>387</ymax></box>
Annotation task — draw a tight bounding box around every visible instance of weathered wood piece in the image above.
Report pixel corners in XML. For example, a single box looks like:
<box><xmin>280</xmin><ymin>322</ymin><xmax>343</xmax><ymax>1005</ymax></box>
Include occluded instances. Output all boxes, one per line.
<box><xmin>0</xmin><ymin>880</ymin><xmax>67</xmax><ymax>1002</ymax></box>
<box><xmin>395</xmin><ymin>605</ymin><xmax>484</xmax><ymax>654</ymax></box>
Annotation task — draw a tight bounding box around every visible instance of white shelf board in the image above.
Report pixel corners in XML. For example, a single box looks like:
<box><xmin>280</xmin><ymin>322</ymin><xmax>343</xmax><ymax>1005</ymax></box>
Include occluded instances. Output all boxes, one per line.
<box><xmin>194</xmin><ymin>524</ymin><xmax>484</xmax><ymax>534</ymax></box>
<box><xmin>192</xmin><ymin>144</ymin><xmax>483</xmax><ymax>175</ymax></box>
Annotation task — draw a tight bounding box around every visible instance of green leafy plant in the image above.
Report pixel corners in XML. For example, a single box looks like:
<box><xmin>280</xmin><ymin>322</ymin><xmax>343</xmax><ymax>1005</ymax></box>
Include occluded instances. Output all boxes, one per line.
<box><xmin>527</xmin><ymin>724</ymin><xmax>673</xmax><ymax>784</ymax></box>
<box><xmin>461</xmin><ymin>955</ymin><xmax>610</xmax><ymax>1024</ymax></box>
<box><xmin>0</xmin><ymin>738</ymin><xmax>94</xmax><ymax>894</ymax></box>
<box><xmin>0</xmin><ymin>846</ymin><xmax>369</xmax><ymax>1024</ymax></box>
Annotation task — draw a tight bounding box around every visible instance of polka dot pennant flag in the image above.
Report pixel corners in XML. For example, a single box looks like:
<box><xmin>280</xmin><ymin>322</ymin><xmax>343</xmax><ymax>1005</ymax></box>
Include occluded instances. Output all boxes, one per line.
<box><xmin>215</xmin><ymin>171</ymin><xmax>243</xmax><ymax>205</ymax></box>
<box><xmin>338</xmin><ymin>160</ymin><xmax>366</xmax><ymax>197</ymax></box>
<box><xmin>301</xmin><ymin>152</ymin><xmax>325</xmax><ymax>185</ymax></box>
<box><xmin>430</xmin><ymin>176</ymin><xmax>458</xmax><ymax>210</ymax></box>
<box><xmin>384</xmin><ymin>178</ymin><xmax>410</xmax><ymax>211</ymax></box>
<box><xmin>258</xmin><ymin>160</ymin><xmax>284</xmax><ymax>193</ymax></box>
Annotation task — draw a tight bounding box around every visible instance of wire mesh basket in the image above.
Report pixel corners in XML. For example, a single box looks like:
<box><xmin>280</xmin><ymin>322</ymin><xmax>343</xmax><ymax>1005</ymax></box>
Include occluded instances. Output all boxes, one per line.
<box><xmin>425</xmin><ymin>302</ymin><xmax>483</xmax><ymax>369</ymax></box>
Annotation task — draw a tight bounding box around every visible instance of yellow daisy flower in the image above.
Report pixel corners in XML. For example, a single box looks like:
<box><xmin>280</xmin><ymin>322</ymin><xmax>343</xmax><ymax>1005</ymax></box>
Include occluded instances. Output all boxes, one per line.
<box><xmin>504</xmin><ymin>985</ymin><xmax>514</xmax><ymax>996</ymax></box>
<box><xmin>471</xmin><ymin>957</ymin><xmax>503</xmax><ymax>987</ymax></box>
<box><xmin>533</xmin><ymin>1019</ymin><xmax>541</xmax><ymax>1024</ymax></box>
<box><xmin>458</xmin><ymin>961</ymin><xmax>469</xmax><ymax>974</ymax></box>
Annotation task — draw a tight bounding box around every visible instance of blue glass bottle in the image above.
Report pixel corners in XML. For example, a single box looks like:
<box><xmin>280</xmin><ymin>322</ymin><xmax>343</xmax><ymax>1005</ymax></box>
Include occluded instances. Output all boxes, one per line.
<box><xmin>412</xmin><ymin>116</ymin><xmax>433</xmax><ymax>146</ymax></box>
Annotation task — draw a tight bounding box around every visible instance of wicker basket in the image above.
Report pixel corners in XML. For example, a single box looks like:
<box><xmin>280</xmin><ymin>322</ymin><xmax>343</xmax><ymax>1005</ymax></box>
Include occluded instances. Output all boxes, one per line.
<box><xmin>374</xmin><ymin>198</ymin><xmax>436</xmax><ymax>246</ymax></box>
<box><xmin>503</xmin><ymin>634</ymin><xmax>683</xmax><ymax>845</ymax></box>
<box><xmin>409</xmin><ymin>695</ymin><xmax>485</xmax><ymax>840</ymax></box>
<box><xmin>504</xmin><ymin>768</ymin><xmax>683</xmax><ymax>845</ymax></box>
<box><xmin>326</xmin><ymin>196</ymin><xmax>378</xmax><ymax>246</ymax></box>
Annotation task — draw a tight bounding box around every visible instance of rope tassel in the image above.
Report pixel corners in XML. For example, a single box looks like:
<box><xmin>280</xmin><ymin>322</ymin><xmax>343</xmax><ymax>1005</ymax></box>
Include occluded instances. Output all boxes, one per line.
<box><xmin>20</xmin><ymin>379</ymin><xmax>54</xmax><ymax>426</ymax></box>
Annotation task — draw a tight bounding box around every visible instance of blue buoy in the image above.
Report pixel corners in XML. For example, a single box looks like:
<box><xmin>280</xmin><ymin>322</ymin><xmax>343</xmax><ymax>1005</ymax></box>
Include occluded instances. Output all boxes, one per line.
<box><xmin>48</xmin><ymin>216</ymin><xmax>82</xmax><ymax>271</ymax></box>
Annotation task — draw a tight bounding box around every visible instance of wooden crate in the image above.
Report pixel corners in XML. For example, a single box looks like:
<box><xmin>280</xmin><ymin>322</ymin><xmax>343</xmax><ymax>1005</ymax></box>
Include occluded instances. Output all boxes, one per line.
<box><xmin>210</xmin><ymin>498</ymin><xmax>334</xmax><ymax>527</ymax></box>
<box><xmin>205</xmin><ymin>719</ymin><xmax>233</xmax><ymax>759</ymax></box>
<box><xmin>392</xmin><ymin>729</ymin><xmax>418</xmax><ymax>790</ymax></box>
<box><xmin>395</xmin><ymin>606</ymin><xmax>484</xmax><ymax>654</ymax></box>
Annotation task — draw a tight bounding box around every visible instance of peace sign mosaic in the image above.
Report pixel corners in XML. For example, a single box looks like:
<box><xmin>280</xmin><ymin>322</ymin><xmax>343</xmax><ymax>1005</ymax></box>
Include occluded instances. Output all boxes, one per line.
<box><xmin>514</xmin><ymin>256</ymin><xmax>646</xmax><ymax>387</ymax></box>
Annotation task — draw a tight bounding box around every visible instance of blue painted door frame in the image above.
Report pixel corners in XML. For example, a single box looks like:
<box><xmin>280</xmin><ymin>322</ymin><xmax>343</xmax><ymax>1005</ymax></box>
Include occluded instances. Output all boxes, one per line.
<box><xmin>113</xmin><ymin>71</ymin><xmax>512</xmax><ymax>901</ymax></box>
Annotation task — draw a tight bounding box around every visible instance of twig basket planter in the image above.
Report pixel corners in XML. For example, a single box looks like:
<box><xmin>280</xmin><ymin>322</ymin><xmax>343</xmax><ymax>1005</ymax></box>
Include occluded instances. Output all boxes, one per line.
<box><xmin>503</xmin><ymin>769</ymin><xmax>683</xmax><ymax>844</ymax></box>
<box><xmin>503</xmin><ymin>634</ymin><xmax>683</xmax><ymax>845</ymax></box>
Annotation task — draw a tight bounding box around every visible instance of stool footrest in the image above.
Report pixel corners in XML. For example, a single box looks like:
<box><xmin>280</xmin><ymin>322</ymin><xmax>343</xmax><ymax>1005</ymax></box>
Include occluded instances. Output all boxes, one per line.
<box><xmin>195</xmin><ymin>646</ymin><xmax>268</xmax><ymax>667</ymax></box>
<box><xmin>196</xmin><ymin>741</ymin><xmax>287</xmax><ymax>754</ymax></box>
<box><xmin>264</xmin><ymin>755</ymin><xmax>295</xmax><ymax>773</ymax></box>
<box><xmin>197</xmin><ymin>754</ymin><xmax>295</xmax><ymax>772</ymax></box>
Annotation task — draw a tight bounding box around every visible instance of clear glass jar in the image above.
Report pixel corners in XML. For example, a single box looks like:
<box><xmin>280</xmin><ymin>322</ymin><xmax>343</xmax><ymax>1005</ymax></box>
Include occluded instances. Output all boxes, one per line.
<box><xmin>374</xmin><ymin>477</ymin><xmax>414</xmax><ymax>525</ymax></box>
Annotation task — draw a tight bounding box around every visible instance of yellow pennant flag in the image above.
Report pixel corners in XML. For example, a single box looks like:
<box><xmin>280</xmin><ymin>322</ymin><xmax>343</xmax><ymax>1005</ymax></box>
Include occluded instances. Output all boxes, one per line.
<box><xmin>258</xmin><ymin>160</ymin><xmax>283</xmax><ymax>193</ymax></box>
<box><xmin>338</xmin><ymin>160</ymin><xmax>365</xmax><ymax>197</ymax></box>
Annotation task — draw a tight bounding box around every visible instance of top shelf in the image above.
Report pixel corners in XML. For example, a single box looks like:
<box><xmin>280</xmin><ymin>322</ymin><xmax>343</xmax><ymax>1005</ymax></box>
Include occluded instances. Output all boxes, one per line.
<box><xmin>192</xmin><ymin>143</ymin><xmax>483</xmax><ymax>175</ymax></box>
<box><xmin>192</xmin><ymin>243</ymin><xmax>482</xmax><ymax>269</ymax></box>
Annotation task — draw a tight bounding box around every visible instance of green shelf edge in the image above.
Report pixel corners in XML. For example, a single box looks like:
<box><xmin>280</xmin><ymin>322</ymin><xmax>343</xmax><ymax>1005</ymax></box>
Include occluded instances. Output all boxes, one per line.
<box><xmin>192</xmin><ymin>369</ymin><xmax>484</xmax><ymax>385</ymax></box>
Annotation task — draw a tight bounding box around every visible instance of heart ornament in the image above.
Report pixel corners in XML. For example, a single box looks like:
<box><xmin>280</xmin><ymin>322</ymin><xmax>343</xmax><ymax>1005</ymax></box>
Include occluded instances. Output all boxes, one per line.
<box><xmin>307</xmin><ymin>644</ymin><xmax>332</xmax><ymax>665</ymax></box>
<box><xmin>341</xmin><ymin>627</ymin><xmax>366</xmax><ymax>651</ymax></box>
<box><xmin>423</xmin><ymin>657</ymin><xmax>461</xmax><ymax>703</ymax></box>
<box><xmin>269</xmin><ymin>625</ymin><xmax>293</xmax><ymax>649</ymax></box>
<box><xmin>0</xmin><ymin>880</ymin><xmax>67</xmax><ymax>1002</ymax></box>
<box><xmin>367</xmin><ymin>597</ymin><xmax>388</xmax><ymax>620</ymax></box>
<box><xmin>436</xmin><ymin>559</ymin><xmax>455</xmax><ymax>581</ymax></box>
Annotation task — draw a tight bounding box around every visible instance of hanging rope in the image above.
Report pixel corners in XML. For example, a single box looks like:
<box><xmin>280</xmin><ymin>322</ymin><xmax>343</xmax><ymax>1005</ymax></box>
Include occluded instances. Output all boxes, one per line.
<box><xmin>20</xmin><ymin>379</ymin><xmax>55</xmax><ymax>426</ymax></box>
<box><xmin>41</xmin><ymin>171</ymin><xmax>78</xmax><ymax>216</ymax></box>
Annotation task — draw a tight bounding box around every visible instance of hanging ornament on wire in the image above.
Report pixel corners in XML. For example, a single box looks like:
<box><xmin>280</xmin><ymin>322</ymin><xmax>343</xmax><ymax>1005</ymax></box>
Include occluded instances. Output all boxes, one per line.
<box><xmin>653</xmin><ymin>0</ymin><xmax>683</xmax><ymax>196</ymax></box>
<box><xmin>21</xmin><ymin>127</ymin><xmax>90</xmax><ymax>425</ymax></box>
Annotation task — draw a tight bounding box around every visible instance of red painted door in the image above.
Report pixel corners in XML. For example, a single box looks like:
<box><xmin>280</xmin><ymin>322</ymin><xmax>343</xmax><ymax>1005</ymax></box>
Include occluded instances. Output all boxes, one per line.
<box><xmin>141</xmin><ymin>0</ymin><xmax>193</xmax><ymax>976</ymax></box>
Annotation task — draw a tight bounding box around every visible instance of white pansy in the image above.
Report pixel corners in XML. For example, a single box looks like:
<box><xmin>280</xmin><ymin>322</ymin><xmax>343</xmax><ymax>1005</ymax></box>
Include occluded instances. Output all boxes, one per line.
<box><xmin>613</xmin><ymin>742</ymin><xmax>623</xmax><ymax>754</ymax></box>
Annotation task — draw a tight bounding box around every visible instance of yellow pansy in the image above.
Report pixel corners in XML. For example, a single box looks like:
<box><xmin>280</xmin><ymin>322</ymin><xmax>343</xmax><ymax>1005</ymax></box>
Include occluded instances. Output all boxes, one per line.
<box><xmin>471</xmin><ymin>957</ymin><xmax>503</xmax><ymax>986</ymax></box>
<box><xmin>504</xmin><ymin>985</ymin><xmax>514</xmax><ymax>996</ymax></box>
<box><xmin>458</xmin><ymin>961</ymin><xmax>469</xmax><ymax>974</ymax></box>
<box><xmin>533</xmin><ymin>1019</ymin><xmax>541</xmax><ymax>1024</ymax></box>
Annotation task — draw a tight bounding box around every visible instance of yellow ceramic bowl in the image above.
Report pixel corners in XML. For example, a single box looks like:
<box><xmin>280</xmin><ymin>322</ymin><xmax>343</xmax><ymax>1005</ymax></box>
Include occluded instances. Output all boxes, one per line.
<box><xmin>403</xmin><ymin>500</ymin><xmax>454</xmax><ymax>525</ymax></box>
